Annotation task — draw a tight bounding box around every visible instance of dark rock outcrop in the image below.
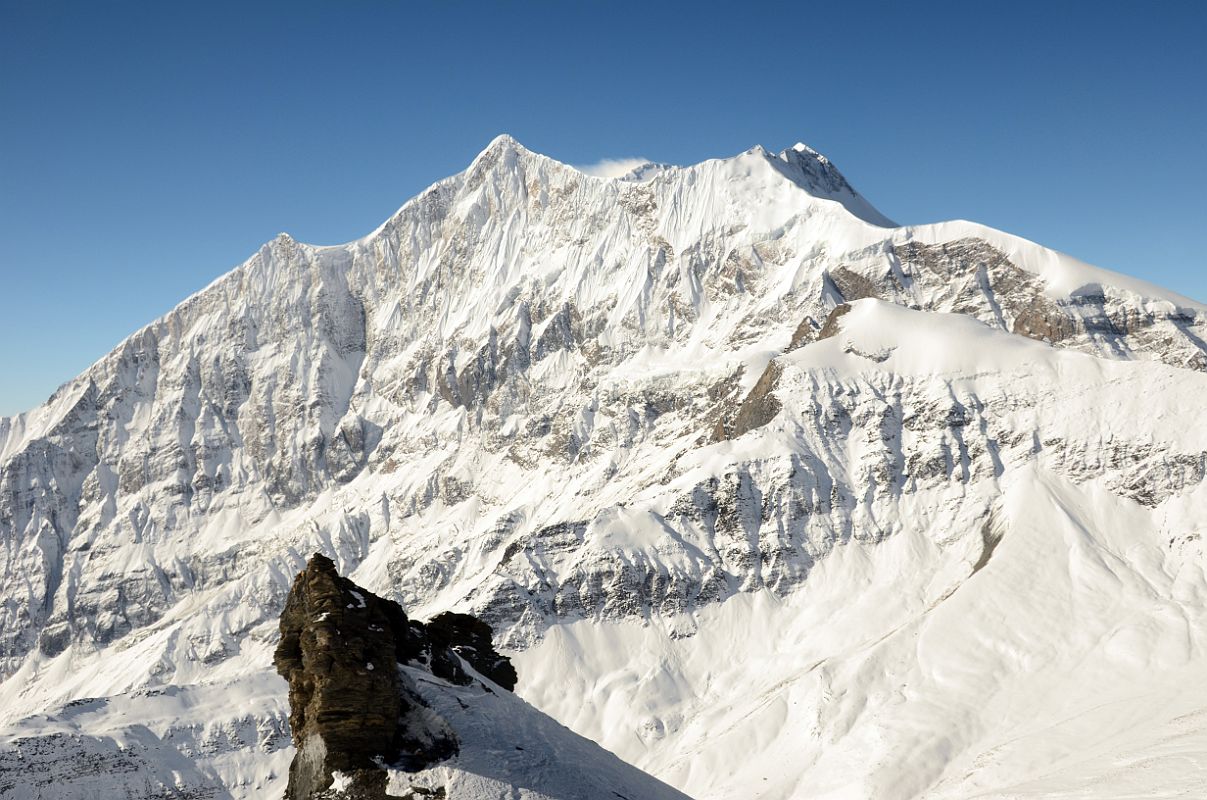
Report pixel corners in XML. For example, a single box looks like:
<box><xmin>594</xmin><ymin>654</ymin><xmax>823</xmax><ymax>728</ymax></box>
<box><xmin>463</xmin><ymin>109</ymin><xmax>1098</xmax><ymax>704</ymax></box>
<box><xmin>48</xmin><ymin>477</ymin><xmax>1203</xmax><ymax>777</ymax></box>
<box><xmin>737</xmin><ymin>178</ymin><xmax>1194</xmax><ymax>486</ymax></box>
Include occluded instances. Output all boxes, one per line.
<box><xmin>816</xmin><ymin>303</ymin><xmax>853</xmax><ymax>341</ymax></box>
<box><xmin>712</xmin><ymin>361</ymin><xmax>783</xmax><ymax>441</ymax></box>
<box><xmin>424</xmin><ymin>612</ymin><xmax>518</xmax><ymax>691</ymax></box>
<box><xmin>789</xmin><ymin>302</ymin><xmax>852</xmax><ymax>352</ymax></box>
<box><xmin>828</xmin><ymin>266</ymin><xmax>881</xmax><ymax>302</ymax></box>
<box><xmin>787</xmin><ymin>314</ymin><xmax>819</xmax><ymax>351</ymax></box>
<box><xmin>274</xmin><ymin>554</ymin><xmax>517</xmax><ymax>799</ymax></box>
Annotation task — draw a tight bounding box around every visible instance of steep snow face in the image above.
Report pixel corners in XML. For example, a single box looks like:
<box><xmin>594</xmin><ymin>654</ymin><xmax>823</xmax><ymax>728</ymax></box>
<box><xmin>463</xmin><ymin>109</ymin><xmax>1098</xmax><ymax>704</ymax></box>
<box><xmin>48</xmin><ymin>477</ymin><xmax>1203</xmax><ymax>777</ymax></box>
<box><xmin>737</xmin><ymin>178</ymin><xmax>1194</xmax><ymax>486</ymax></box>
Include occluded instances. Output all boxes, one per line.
<box><xmin>393</xmin><ymin>664</ymin><xmax>693</xmax><ymax>800</ymax></box>
<box><xmin>0</xmin><ymin>135</ymin><xmax>1206</xmax><ymax>798</ymax></box>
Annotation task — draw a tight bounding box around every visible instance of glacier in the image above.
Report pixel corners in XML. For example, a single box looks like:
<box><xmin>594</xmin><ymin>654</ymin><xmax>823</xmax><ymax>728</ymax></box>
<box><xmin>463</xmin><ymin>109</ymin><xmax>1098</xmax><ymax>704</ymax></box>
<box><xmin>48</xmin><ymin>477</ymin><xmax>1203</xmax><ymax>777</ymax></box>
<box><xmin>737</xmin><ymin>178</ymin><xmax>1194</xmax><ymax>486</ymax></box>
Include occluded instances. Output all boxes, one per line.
<box><xmin>1</xmin><ymin>134</ymin><xmax>1205</xmax><ymax>798</ymax></box>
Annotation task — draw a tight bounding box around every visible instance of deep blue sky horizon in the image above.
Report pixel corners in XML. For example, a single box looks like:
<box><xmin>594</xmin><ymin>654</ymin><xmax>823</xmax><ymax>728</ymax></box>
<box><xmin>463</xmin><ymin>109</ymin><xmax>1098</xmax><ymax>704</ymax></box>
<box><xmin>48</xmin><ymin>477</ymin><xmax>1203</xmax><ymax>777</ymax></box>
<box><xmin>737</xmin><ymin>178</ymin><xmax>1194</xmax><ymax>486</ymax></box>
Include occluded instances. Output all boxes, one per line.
<box><xmin>2</xmin><ymin>0</ymin><xmax>1205</xmax><ymax>416</ymax></box>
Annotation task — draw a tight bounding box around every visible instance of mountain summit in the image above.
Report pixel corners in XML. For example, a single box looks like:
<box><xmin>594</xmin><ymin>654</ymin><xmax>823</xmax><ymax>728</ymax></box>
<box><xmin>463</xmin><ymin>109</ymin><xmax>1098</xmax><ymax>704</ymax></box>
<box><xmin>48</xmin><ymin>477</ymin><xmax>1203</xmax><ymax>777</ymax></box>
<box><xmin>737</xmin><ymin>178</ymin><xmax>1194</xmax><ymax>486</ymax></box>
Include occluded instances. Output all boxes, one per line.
<box><xmin>1</xmin><ymin>137</ymin><xmax>1205</xmax><ymax>799</ymax></box>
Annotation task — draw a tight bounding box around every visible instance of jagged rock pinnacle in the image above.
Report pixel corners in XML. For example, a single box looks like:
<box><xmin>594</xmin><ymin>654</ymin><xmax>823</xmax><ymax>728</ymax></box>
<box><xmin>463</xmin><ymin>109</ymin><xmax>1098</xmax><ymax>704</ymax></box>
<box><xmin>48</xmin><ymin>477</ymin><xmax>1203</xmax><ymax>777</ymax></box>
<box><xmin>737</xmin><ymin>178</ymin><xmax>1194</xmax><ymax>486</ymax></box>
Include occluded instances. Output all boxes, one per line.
<box><xmin>275</xmin><ymin>554</ymin><xmax>474</xmax><ymax>799</ymax></box>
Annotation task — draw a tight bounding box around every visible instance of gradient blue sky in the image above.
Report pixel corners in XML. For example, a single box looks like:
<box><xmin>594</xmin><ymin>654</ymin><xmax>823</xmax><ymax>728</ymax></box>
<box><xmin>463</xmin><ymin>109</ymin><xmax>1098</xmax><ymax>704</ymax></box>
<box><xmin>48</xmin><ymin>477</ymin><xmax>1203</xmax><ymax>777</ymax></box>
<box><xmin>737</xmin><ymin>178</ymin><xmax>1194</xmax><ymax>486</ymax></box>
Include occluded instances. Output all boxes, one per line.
<box><xmin>2</xmin><ymin>0</ymin><xmax>1204</xmax><ymax>415</ymax></box>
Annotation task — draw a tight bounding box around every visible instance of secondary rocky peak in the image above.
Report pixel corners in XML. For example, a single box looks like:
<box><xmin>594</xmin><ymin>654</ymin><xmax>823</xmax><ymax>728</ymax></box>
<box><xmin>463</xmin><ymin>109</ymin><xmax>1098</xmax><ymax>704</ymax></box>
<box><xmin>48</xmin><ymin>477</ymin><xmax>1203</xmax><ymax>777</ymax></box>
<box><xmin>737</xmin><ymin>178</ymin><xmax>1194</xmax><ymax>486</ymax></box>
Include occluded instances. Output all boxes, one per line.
<box><xmin>769</xmin><ymin>140</ymin><xmax>895</xmax><ymax>226</ymax></box>
<box><xmin>273</xmin><ymin>554</ymin><xmax>516</xmax><ymax>800</ymax></box>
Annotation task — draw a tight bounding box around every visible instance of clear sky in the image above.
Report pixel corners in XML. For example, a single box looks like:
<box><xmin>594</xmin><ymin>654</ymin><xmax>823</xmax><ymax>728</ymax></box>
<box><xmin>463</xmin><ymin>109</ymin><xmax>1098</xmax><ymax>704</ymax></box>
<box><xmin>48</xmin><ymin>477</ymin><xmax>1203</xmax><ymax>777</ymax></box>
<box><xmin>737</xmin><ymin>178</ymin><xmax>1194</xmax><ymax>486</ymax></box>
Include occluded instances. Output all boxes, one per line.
<box><xmin>2</xmin><ymin>0</ymin><xmax>1204</xmax><ymax>416</ymax></box>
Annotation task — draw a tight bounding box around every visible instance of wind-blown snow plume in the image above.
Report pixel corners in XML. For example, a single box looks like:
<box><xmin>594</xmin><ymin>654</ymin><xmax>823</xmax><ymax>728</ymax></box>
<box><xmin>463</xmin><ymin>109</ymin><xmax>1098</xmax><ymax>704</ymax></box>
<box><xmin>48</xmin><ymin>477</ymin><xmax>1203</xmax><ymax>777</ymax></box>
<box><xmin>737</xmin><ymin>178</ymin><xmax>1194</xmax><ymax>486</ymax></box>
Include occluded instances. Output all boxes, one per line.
<box><xmin>572</xmin><ymin>155</ymin><xmax>653</xmax><ymax>178</ymax></box>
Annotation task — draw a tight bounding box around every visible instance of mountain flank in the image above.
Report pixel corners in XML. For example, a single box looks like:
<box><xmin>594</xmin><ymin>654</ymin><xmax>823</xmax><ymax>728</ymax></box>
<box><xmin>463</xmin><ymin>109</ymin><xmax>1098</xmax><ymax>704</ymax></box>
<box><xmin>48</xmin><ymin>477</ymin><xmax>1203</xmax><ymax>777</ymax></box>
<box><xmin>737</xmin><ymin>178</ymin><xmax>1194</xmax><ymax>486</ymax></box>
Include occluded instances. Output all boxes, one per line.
<box><xmin>1</xmin><ymin>135</ymin><xmax>1205</xmax><ymax>798</ymax></box>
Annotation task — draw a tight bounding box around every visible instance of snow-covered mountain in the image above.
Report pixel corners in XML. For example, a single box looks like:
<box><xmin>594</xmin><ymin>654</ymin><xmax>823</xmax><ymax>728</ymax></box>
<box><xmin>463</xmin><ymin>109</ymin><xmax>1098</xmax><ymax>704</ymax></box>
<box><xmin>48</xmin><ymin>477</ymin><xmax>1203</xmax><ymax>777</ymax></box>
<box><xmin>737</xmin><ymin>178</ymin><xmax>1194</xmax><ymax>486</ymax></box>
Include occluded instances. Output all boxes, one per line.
<box><xmin>2</xmin><ymin>134</ymin><xmax>1206</xmax><ymax>799</ymax></box>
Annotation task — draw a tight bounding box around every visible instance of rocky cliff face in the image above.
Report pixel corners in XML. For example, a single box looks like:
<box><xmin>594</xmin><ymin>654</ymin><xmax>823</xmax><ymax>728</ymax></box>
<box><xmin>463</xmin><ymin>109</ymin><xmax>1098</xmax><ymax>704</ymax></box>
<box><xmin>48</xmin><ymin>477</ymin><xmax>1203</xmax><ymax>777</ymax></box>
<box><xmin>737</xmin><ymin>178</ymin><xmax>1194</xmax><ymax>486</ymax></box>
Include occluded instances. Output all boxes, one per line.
<box><xmin>275</xmin><ymin>554</ymin><xmax>450</xmax><ymax>799</ymax></box>
<box><xmin>1</xmin><ymin>137</ymin><xmax>1206</xmax><ymax>799</ymax></box>
<box><xmin>274</xmin><ymin>554</ymin><xmax>519</xmax><ymax>800</ymax></box>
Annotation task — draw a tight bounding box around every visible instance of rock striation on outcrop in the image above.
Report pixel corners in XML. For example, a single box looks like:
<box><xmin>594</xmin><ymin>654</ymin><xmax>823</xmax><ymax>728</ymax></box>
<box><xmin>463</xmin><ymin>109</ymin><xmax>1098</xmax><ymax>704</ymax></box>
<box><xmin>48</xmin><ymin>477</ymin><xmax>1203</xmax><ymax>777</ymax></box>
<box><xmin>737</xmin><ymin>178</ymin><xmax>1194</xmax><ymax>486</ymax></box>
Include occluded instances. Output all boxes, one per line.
<box><xmin>274</xmin><ymin>554</ymin><xmax>514</xmax><ymax>799</ymax></box>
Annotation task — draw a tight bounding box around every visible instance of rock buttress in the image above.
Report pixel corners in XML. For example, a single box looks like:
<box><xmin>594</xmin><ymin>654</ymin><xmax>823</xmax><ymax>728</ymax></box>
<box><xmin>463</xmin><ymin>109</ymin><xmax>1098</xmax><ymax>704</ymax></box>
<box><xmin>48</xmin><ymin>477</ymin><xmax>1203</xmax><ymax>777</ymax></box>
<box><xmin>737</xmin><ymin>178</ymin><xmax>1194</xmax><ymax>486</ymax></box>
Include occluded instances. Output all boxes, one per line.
<box><xmin>274</xmin><ymin>554</ymin><xmax>456</xmax><ymax>799</ymax></box>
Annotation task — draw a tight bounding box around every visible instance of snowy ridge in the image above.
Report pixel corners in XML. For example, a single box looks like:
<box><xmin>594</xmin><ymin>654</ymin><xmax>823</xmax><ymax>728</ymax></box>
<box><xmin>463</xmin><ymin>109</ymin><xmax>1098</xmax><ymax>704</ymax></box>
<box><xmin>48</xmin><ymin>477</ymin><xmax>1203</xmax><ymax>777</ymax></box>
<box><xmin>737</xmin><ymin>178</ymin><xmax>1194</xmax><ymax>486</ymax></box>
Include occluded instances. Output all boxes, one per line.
<box><xmin>395</xmin><ymin>664</ymin><xmax>692</xmax><ymax>800</ymax></box>
<box><xmin>1</xmin><ymin>135</ymin><xmax>1205</xmax><ymax>798</ymax></box>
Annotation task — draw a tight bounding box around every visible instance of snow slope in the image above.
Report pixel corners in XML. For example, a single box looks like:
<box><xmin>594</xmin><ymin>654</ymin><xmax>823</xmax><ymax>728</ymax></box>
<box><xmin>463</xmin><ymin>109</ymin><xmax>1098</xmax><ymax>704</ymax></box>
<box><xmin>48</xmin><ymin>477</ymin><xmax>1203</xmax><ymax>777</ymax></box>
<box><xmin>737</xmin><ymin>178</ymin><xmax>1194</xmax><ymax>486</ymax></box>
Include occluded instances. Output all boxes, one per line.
<box><xmin>395</xmin><ymin>664</ymin><xmax>693</xmax><ymax>800</ymax></box>
<box><xmin>0</xmin><ymin>661</ymin><xmax>691</xmax><ymax>800</ymax></box>
<box><xmin>1</xmin><ymin>135</ymin><xmax>1205</xmax><ymax>798</ymax></box>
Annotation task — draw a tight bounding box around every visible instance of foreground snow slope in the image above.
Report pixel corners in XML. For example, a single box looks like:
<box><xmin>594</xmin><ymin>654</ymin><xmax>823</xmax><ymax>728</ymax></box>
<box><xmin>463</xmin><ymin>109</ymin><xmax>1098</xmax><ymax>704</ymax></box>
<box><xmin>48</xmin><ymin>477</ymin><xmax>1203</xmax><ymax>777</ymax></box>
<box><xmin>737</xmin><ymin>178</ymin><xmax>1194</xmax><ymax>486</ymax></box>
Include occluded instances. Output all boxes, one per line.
<box><xmin>396</xmin><ymin>665</ymin><xmax>693</xmax><ymax>800</ymax></box>
<box><xmin>0</xmin><ymin>662</ymin><xmax>691</xmax><ymax>800</ymax></box>
<box><xmin>1</xmin><ymin>135</ymin><xmax>1205</xmax><ymax>798</ymax></box>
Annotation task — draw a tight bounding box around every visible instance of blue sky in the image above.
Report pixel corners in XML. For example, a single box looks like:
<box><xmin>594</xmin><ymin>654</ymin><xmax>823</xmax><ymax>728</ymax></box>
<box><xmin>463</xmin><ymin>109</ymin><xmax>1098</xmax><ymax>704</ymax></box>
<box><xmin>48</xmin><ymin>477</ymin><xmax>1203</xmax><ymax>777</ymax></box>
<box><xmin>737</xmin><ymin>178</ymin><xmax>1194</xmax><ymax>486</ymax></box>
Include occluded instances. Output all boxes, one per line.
<box><xmin>1</xmin><ymin>0</ymin><xmax>1204</xmax><ymax>416</ymax></box>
